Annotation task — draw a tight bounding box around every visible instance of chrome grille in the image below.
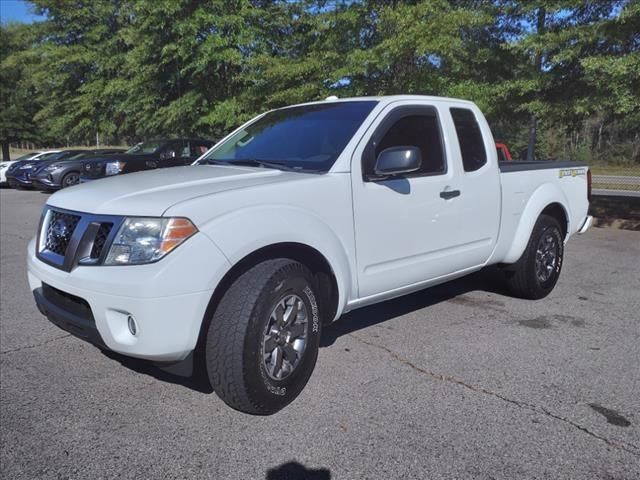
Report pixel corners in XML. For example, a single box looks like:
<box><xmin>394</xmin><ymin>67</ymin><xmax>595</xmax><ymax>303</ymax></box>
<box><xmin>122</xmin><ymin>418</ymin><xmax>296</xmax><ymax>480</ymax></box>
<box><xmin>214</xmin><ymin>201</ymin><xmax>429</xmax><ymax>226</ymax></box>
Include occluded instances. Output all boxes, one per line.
<box><xmin>44</xmin><ymin>211</ymin><xmax>81</xmax><ymax>256</ymax></box>
<box><xmin>90</xmin><ymin>223</ymin><xmax>113</xmax><ymax>259</ymax></box>
<box><xmin>37</xmin><ymin>207</ymin><xmax>123</xmax><ymax>271</ymax></box>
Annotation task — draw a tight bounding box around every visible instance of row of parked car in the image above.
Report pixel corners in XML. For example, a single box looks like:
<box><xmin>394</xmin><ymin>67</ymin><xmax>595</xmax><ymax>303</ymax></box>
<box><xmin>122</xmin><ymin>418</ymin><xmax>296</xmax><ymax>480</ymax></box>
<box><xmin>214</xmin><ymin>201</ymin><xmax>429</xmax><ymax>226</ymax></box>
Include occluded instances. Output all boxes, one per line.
<box><xmin>0</xmin><ymin>138</ymin><xmax>215</xmax><ymax>190</ymax></box>
<box><xmin>1</xmin><ymin>137</ymin><xmax>513</xmax><ymax>192</ymax></box>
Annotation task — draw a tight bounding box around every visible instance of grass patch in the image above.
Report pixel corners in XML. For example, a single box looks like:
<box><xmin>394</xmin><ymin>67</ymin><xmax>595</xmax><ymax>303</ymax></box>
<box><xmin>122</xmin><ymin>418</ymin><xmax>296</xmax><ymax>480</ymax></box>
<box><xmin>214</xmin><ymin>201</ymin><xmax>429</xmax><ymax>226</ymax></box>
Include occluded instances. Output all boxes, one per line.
<box><xmin>589</xmin><ymin>165</ymin><xmax>640</xmax><ymax>176</ymax></box>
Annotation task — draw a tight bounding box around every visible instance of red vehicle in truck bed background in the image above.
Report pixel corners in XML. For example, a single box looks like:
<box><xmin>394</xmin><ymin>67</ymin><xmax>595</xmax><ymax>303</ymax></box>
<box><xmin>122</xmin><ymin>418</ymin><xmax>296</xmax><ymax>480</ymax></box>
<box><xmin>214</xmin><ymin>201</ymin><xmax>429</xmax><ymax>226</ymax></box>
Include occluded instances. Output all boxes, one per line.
<box><xmin>496</xmin><ymin>142</ymin><xmax>512</xmax><ymax>162</ymax></box>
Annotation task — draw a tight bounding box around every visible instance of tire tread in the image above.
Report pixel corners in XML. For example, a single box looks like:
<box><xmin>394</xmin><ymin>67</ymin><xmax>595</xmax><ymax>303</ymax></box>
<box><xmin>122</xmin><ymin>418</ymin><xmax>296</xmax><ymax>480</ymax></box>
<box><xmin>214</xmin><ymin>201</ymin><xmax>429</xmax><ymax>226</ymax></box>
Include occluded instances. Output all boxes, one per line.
<box><xmin>206</xmin><ymin>259</ymin><xmax>300</xmax><ymax>414</ymax></box>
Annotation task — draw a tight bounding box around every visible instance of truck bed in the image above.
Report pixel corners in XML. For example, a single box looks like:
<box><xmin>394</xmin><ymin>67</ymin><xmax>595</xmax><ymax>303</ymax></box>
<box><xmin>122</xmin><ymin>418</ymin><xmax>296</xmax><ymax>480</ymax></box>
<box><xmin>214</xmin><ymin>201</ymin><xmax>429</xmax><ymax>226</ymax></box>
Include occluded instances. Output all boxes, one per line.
<box><xmin>489</xmin><ymin>161</ymin><xmax>590</xmax><ymax>265</ymax></box>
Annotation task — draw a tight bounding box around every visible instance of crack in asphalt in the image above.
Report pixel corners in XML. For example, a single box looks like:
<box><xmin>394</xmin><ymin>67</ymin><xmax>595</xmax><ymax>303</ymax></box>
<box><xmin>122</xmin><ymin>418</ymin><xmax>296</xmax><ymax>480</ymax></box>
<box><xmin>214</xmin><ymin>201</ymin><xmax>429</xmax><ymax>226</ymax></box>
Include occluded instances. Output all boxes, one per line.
<box><xmin>349</xmin><ymin>333</ymin><xmax>640</xmax><ymax>457</ymax></box>
<box><xmin>1</xmin><ymin>334</ymin><xmax>71</xmax><ymax>355</ymax></box>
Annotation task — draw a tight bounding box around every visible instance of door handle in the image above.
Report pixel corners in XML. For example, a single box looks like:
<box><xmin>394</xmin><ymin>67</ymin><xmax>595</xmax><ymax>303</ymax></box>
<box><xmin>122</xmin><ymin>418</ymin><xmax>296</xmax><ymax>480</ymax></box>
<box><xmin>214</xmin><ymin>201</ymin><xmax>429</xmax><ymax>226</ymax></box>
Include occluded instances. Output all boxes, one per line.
<box><xmin>440</xmin><ymin>189</ymin><xmax>461</xmax><ymax>200</ymax></box>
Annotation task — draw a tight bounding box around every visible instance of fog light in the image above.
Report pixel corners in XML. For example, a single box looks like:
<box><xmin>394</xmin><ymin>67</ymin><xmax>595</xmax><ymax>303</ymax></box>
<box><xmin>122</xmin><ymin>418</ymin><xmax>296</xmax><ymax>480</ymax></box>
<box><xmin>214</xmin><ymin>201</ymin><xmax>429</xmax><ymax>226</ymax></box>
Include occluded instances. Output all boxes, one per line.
<box><xmin>127</xmin><ymin>315</ymin><xmax>137</xmax><ymax>336</ymax></box>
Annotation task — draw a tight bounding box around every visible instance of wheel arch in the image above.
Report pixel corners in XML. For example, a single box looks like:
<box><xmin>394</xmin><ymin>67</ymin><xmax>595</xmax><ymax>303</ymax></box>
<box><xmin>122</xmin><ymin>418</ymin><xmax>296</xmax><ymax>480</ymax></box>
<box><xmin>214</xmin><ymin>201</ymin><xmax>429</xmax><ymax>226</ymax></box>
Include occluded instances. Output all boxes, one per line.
<box><xmin>502</xmin><ymin>183</ymin><xmax>571</xmax><ymax>264</ymax></box>
<box><xmin>540</xmin><ymin>202</ymin><xmax>568</xmax><ymax>238</ymax></box>
<box><xmin>61</xmin><ymin>170</ymin><xmax>81</xmax><ymax>186</ymax></box>
<box><xmin>195</xmin><ymin>242</ymin><xmax>341</xmax><ymax>356</ymax></box>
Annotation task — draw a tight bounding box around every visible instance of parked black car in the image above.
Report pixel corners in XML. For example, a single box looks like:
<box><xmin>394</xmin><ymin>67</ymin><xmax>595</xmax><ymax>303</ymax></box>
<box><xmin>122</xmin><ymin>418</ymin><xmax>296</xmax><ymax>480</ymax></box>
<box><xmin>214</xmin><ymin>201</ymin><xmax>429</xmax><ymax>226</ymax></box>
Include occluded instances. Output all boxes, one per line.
<box><xmin>32</xmin><ymin>149</ymin><xmax>126</xmax><ymax>190</ymax></box>
<box><xmin>5</xmin><ymin>150</ymin><xmax>82</xmax><ymax>189</ymax></box>
<box><xmin>80</xmin><ymin>139</ymin><xmax>214</xmax><ymax>182</ymax></box>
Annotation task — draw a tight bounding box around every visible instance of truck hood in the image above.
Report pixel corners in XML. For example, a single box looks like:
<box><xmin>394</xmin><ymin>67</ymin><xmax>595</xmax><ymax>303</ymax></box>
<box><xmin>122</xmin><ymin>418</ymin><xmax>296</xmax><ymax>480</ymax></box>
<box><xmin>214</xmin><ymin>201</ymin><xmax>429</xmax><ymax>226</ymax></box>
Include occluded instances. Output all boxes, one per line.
<box><xmin>47</xmin><ymin>165</ymin><xmax>310</xmax><ymax>217</ymax></box>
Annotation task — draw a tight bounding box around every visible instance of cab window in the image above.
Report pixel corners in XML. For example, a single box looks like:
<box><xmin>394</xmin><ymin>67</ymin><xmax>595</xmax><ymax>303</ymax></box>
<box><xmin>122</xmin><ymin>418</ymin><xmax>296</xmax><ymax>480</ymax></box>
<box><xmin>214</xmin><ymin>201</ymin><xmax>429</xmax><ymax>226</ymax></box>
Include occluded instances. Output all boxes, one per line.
<box><xmin>450</xmin><ymin>108</ymin><xmax>487</xmax><ymax>172</ymax></box>
<box><xmin>364</xmin><ymin>107</ymin><xmax>446</xmax><ymax>179</ymax></box>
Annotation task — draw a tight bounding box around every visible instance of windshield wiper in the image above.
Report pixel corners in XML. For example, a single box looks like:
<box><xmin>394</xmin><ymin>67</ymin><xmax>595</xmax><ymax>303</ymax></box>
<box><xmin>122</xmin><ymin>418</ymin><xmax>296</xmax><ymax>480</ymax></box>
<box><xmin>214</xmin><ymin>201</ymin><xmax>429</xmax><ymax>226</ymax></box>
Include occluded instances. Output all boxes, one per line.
<box><xmin>198</xmin><ymin>159</ymin><xmax>232</xmax><ymax>166</ymax></box>
<box><xmin>199</xmin><ymin>158</ymin><xmax>319</xmax><ymax>173</ymax></box>
<box><xmin>227</xmin><ymin>158</ymin><xmax>298</xmax><ymax>171</ymax></box>
<box><xmin>201</xmin><ymin>158</ymin><xmax>303</xmax><ymax>172</ymax></box>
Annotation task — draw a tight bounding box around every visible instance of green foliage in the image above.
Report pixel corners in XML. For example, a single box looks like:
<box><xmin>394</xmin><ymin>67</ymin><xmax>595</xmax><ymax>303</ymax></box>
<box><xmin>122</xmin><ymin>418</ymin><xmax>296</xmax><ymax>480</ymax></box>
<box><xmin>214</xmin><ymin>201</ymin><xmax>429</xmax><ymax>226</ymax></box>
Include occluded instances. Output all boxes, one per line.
<box><xmin>0</xmin><ymin>23</ymin><xmax>41</xmax><ymax>144</ymax></box>
<box><xmin>1</xmin><ymin>0</ymin><xmax>638</xmax><ymax>163</ymax></box>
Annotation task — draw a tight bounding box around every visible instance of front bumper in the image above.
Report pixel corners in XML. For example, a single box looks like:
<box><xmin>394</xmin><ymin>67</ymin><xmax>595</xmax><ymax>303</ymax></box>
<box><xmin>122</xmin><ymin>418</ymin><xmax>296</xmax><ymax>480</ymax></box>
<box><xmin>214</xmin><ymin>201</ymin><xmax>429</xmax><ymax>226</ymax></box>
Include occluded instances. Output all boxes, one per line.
<box><xmin>6</xmin><ymin>173</ymin><xmax>33</xmax><ymax>187</ymax></box>
<box><xmin>34</xmin><ymin>284</ymin><xmax>107</xmax><ymax>350</ymax></box>
<box><xmin>32</xmin><ymin>173</ymin><xmax>60</xmax><ymax>190</ymax></box>
<box><xmin>27</xmin><ymin>233</ymin><xmax>231</xmax><ymax>362</ymax></box>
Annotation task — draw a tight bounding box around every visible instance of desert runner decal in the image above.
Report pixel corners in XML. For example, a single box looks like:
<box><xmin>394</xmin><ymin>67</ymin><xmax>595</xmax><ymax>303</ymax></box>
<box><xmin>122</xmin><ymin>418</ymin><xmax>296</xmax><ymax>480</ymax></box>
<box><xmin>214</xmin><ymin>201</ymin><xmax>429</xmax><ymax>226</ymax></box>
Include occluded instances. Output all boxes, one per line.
<box><xmin>559</xmin><ymin>168</ymin><xmax>587</xmax><ymax>178</ymax></box>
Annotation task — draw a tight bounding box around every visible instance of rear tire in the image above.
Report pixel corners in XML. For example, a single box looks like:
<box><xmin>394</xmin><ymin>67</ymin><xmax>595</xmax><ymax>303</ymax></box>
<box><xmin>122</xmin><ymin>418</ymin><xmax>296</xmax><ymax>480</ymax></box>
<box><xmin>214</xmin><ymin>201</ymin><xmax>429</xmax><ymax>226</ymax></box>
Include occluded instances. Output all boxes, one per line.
<box><xmin>505</xmin><ymin>214</ymin><xmax>564</xmax><ymax>299</ymax></box>
<box><xmin>205</xmin><ymin>259</ymin><xmax>322</xmax><ymax>415</ymax></box>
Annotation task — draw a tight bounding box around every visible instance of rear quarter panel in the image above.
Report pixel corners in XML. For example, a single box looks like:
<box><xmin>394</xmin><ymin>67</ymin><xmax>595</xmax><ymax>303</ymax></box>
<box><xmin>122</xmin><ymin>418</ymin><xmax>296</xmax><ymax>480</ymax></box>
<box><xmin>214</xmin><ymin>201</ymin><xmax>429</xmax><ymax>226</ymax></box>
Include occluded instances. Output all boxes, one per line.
<box><xmin>490</xmin><ymin>166</ymin><xmax>589</xmax><ymax>264</ymax></box>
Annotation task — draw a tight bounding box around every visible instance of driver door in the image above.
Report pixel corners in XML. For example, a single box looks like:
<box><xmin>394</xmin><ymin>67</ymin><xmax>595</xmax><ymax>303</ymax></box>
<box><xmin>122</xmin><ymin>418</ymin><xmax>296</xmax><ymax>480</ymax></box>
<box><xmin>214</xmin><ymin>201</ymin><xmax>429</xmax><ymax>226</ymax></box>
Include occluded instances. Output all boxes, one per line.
<box><xmin>351</xmin><ymin>102</ymin><xmax>493</xmax><ymax>298</ymax></box>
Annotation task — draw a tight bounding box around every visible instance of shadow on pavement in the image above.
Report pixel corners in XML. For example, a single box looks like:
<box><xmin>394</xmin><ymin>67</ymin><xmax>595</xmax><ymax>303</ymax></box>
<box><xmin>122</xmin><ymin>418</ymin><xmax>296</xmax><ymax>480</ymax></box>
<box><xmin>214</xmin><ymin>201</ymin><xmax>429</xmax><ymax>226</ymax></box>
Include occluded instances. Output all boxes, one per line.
<box><xmin>320</xmin><ymin>267</ymin><xmax>509</xmax><ymax>348</ymax></box>
<box><xmin>100</xmin><ymin>268</ymin><xmax>509</xmax><ymax>392</ymax></box>
<box><xmin>101</xmin><ymin>349</ymin><xmax>213</xmax><ymax>394</ymax></box>
<box><xmin>590</xmin><ymin>195</ymin><xmax>640</xmax><ymax>230</ymax></box>
<box><xmin>266</xmin><ymin>461</ymin><xmax>331</xmax><ymax>480</ymax></box>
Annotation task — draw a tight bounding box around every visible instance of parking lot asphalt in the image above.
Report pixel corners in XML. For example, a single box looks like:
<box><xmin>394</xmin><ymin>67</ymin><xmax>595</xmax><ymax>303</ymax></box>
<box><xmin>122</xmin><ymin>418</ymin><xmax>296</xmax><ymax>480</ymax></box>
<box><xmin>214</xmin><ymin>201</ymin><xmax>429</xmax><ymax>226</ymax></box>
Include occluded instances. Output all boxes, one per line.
<box><xmin>1</xmin><ymin>187</ymin><xmax>639</xmax><ymax>480</ymax></box>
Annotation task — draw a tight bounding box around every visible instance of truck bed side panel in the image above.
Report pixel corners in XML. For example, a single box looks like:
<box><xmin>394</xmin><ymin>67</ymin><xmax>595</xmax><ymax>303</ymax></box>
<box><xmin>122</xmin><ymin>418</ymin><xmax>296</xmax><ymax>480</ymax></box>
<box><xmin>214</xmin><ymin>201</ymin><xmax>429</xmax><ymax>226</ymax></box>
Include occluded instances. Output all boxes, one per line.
<box><xmin>490</xmin><ymin>166</ymin><xmax>589</xmax><ymax>265</ymax></box>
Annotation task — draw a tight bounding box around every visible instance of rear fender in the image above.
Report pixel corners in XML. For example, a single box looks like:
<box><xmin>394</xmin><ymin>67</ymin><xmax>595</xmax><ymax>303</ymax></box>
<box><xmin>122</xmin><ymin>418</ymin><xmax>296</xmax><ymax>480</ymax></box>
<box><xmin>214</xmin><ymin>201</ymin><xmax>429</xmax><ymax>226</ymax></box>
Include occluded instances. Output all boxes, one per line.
<box><xmin>502</xmin><ymin>183</ymin><xmax>570</xmax><ymax>264</ymax></box>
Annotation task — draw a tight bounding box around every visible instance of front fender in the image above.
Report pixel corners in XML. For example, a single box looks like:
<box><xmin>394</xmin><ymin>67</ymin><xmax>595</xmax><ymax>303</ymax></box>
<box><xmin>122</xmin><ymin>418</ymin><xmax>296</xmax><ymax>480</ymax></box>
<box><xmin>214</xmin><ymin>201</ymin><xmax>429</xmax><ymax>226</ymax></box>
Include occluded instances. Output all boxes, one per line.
<box><xmin>198</xmin><ymin>205</ymin><xmax>355</xmax><ymax>318</ymax></box>
<box><xmin>502</xmin><ymin>183</ymin><xmax>570</xmax><ymax>264</ymax></box>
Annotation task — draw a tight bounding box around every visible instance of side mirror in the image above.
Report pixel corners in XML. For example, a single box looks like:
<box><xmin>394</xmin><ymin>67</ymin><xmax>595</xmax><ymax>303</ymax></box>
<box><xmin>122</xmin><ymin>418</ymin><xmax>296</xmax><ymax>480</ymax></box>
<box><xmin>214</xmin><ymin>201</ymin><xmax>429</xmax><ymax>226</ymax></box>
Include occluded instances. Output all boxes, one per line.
<box><xmin>159</xmin><ymin>150</ymin><xmax>176</xmax><ymax>160</ymax></box>
<box><xmin>374</xmin><ymin>146</ymin><xmax>422</xmax><ymax>176</ymax></box>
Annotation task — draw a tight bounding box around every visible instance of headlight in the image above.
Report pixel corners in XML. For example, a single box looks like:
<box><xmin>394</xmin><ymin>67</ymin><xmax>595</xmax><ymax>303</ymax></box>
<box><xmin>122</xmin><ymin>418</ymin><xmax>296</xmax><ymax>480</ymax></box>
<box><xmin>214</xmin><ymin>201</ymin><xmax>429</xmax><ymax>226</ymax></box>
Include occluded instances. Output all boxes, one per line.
<box><xmin>44</xmin><ymin>163</ymin><xmax>62</xmax><ymax>172</ymax></box>
<box><xmin>105</xmin><ymin>160</ymin><xmax>126</xmax><ymax>176</ymax></box>
<box><xmin>104</xmin><ymin>217</ymin><xmax>197</xmax><ymax>265</ymax></box>
<box><xmin>20</xmin><ymin>164</ymin><xmax>34</xmax><ymax>170</ymax></box>
<box><xmin>0</xmin><ymin>164</ymin><xmax>7</xmax><ymax>170</ymax></box>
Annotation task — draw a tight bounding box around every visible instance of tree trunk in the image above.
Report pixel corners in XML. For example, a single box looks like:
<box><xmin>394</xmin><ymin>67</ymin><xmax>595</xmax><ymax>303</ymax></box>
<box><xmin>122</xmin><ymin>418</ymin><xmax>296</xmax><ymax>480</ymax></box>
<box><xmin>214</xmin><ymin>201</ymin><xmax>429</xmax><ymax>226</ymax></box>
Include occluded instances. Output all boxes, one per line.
<box><xmin>1</xmin><ymin>142</ymin><xmax>10</xmax><ymax>162</ymax></box>
<box><xmin>527</xmin><ymin>115</ymin><xmax>537</xmax><ymax>161</ymax></box>
<box><xmin>597</xmin><ymin>122</ymin><xmax>603</xmax><ymax>152</ymax></box>
<box><xmin>527</xmin><ymin>7</ymin><xmax>546</xmax><ymax>162</ymax></box>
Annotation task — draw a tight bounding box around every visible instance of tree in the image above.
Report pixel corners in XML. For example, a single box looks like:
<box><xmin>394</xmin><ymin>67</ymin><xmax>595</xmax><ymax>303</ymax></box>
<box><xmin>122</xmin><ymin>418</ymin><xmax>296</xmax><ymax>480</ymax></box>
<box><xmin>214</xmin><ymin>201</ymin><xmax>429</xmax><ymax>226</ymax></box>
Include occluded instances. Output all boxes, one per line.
<box><xmin>494</xmin><ymin>1</ymin><xmax>635</xmax><ymax>160</ymax></box>
<box><xmin>1</xmin><ymin>0</ymin><xmax>636</xmax><ymax>166</ymax></box>
<box><xmin>0</xmin><ymin>23</ymin><xmax>41</xmax><ymax>160</ymax></box>
<box><xmin>29</xmin><ymin>0</ymin><xmax>134</xmax><ymax>145</ymax></box>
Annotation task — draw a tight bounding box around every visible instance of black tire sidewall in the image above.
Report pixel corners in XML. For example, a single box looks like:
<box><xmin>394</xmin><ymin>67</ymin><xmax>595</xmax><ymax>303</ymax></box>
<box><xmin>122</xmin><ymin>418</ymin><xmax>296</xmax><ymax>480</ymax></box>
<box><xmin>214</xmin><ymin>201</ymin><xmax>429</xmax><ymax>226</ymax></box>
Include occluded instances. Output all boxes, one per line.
<box><xmin>243</xmin><ymin>264</ymin><xmax>321</xmax><ymax>412</ymax></box>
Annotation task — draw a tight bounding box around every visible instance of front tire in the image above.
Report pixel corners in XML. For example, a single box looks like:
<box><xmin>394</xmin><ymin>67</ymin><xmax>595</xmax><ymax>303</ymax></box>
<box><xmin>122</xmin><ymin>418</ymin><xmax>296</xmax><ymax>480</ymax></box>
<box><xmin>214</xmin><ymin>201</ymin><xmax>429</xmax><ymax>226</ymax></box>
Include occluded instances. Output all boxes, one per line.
<box><xmin>205</xmin><ymin>259</ymin><xmax>322</xmax><ymax>415</ymax></box>
<box><xmin>505</xmin><ymin>214</ymin><xmax>564</xmax><ymax>299</ymax></box>
<box><xmin>61</xmin><ymin>171</ymin><xmax>80</xmax><ymax>188</ymax></box>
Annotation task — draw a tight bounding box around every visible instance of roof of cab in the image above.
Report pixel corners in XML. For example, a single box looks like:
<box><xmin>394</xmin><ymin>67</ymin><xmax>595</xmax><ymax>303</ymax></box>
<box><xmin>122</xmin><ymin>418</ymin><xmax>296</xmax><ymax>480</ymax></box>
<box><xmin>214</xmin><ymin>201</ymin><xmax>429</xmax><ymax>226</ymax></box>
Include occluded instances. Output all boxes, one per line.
<box><xmin>281</xmin><ymin>94</ymin><xmax>477</xmax><ymax>110</ymax></box>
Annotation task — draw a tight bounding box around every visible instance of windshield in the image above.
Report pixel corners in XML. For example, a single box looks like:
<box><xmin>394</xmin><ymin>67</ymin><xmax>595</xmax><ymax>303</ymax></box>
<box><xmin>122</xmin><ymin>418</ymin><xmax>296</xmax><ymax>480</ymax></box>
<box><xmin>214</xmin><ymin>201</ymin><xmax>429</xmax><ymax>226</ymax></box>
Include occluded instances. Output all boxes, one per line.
<box><xmin>67</xmin><ymin>152</ymin><xmax>91</xmax><ymax>160</ymax></box>
<box><xmin>125</xmin><ymin>141</ymin><xmax>164</xmax><ymax>155</ymax></box>
<box><xmin>201</xmin><ymin>101</ymin><xmax>378</xmax><ymax>172</ymax></box>
<box><xmin>15</xmin><ymin>152</ymin><xmax>38</xmax><ymax>161</ymax></box>
<box><xmin>35</xmin><ymin>152</ymin><xmax>62</xmax><ymax>161</ymax></box>
<box><xmin>44</xmin><ymin>151</ymin><xmax>77</xmax><ymax>162</ymax></box>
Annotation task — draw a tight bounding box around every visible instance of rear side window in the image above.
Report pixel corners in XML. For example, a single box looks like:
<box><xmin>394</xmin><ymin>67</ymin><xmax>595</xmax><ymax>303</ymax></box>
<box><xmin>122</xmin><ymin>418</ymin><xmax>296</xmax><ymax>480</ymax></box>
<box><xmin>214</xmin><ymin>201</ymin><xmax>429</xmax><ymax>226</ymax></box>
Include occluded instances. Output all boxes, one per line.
<box><xmin>367</xmin><ymin>111</ymin><xmax>445</xmax><ymax>177</ymax></box>
<box><xmin>163</xmin><ymin>141</ymin><xmax>188</xmax><ymax>158</ymax></box>
<box><xmin>451</xmin><ymin>108</ymin><xmax>487</xmax><ymax>172</ymax></box>
<box><xmin>191</xmin><ymin>141</ymin><xmax>211</xmax><ymax>157</ymax></box>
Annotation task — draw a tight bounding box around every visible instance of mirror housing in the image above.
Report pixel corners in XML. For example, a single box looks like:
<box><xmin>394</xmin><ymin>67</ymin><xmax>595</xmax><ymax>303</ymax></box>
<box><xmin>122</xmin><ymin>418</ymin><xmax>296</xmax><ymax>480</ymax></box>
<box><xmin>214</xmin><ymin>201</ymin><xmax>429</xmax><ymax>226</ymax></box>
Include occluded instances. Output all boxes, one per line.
<box><xmin>374</xmin><ymin>146</ymin><xmax>422</xmax><ymax>177</ymax></box>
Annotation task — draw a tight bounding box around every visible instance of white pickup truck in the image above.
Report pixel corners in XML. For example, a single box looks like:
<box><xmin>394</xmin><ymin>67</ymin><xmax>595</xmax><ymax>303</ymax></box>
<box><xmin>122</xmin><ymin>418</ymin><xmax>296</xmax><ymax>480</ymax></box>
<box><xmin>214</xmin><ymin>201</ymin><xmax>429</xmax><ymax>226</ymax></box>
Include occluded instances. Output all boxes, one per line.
<box><xmin>28</xmin><ymin>95</ymin><xmax>592</xmax><ymax>414</ymax></box>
